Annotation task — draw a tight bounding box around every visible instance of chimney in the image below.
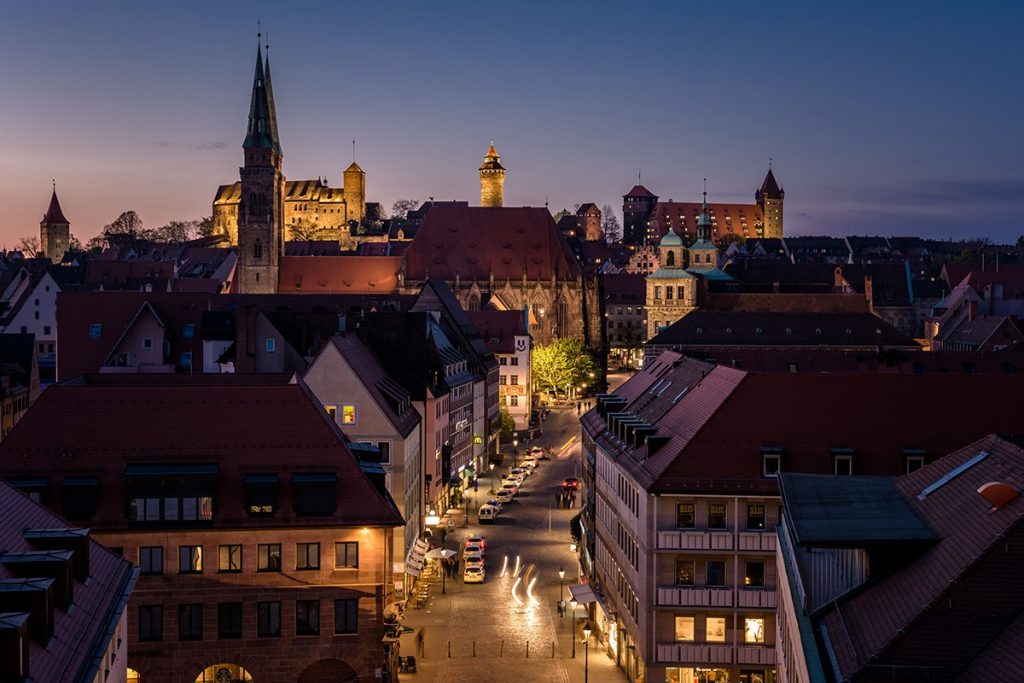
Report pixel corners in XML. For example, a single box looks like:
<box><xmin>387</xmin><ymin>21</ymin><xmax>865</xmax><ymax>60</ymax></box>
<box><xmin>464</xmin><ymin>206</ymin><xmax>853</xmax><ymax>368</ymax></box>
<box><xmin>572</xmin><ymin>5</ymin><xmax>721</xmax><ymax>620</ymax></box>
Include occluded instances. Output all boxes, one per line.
<box><xmin>864</xmin><ymin>274</ymin><xmax>874</xmax><ymax>312</ymax></box>
<box><xmin>0</xmin><ymin>613</ymin><xmax>30</xmax><ymax>681</ymax></box>
<box><xmin>968</xmin><ymin>299</ymin><xmax>978</xmax><ymax>322</ymax></box>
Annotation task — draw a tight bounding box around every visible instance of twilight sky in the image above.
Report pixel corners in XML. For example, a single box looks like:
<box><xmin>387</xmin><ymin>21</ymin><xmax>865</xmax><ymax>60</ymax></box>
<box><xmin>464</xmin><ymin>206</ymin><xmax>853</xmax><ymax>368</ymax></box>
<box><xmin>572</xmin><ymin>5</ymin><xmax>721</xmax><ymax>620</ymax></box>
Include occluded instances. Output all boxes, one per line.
<box><xmin>2</xmin><ymin>1</ymin><xmax>1023</xmax><ymax>244</ymax></box>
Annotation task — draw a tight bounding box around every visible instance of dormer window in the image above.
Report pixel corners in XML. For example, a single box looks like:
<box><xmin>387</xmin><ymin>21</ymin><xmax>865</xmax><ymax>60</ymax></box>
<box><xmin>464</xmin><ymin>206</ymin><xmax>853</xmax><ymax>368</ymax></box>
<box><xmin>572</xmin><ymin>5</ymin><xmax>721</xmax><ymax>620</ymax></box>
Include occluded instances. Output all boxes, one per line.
<box><xmin>832</xmin><ymin>448</ymin><xmax>854</xmax><ymax>475</ymax></box>
<box><xmin>760</xmin><ymin>447</ymin><xmax>782</xmax><ymax>477</ymax></box>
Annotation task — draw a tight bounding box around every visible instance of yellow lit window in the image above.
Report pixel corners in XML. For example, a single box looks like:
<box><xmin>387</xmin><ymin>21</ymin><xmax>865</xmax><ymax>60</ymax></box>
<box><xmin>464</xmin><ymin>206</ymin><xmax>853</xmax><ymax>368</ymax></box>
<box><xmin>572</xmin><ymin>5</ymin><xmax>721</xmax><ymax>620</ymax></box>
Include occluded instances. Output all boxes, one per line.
<box><xmin>706</xmin><ymin>617</ymin><xmax>726</xmax><ymax>642</ymax></box>
<box><xmin>674</xmin><ymin>616</ymin><xmax>694</xmax><ymax>642</ymax></box>
<box><xmin>744</xmin><ymin>617</ymin><xmax>765</xmax><ymax>643</ymax></box>
<box><xmin>342</xmin><ymin>405</ymin><xmax>356</xmax><ymax>425</ymax></box>
<box><xmin>325</xmin><ymin>405</ymin><xmax>337</xmax><ymax>422</ymax></box>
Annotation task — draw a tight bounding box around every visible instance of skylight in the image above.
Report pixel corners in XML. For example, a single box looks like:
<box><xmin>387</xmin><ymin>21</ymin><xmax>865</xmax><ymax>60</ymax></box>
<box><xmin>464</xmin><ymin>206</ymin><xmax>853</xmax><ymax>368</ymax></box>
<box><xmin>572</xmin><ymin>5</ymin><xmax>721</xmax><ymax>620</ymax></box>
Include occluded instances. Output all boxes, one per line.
<box><xmin>917</xmin><ymin>450</ymin><xmax>988</xmax><ymax>501</ymax></box>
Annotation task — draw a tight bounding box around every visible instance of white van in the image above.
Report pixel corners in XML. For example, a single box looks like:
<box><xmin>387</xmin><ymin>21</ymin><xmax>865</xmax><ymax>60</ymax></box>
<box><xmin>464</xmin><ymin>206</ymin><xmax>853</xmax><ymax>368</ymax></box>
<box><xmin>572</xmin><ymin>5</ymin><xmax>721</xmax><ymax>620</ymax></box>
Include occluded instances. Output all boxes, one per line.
<box><xmin>479</xmin><ymin>504</ymin><xmax>499</xmax><ymax>523</ymax></box>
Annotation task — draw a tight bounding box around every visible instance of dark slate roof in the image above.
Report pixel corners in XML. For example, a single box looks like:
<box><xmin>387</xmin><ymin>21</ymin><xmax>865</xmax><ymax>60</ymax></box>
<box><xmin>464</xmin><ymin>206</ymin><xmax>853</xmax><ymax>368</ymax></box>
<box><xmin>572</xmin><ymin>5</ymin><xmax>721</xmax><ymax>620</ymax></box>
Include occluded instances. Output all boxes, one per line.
<box><xmin>0</xmin><ymin>480</ymin><xmax>136</xmax><ymax>683</ymax></box>
<box><xmin>779</xmin><ymin>473</ymin><xmax>937</xmax><ymax>546</ymax></box>
<box><xmin>624</xmin><ymin>185</ymin><xmax>658</xmax><ymax>199</ymax></box>
<box><xmin>759</xmin><ymin>168</ymin><xmax>782</xmax><ymax>198</ymax></box>
<box><xmin>41</xmin><ymin>190</ymin><xmax>69</xmax><ymax>224</ymax></box>
<box><xmin>646</xmin><ymin>310</ymin><xmax>920</xmax><ymax>349</ymax></box>
<box><xmin>242</xmin><ymin>45</ymin><xmax>281</xmax><ymax>153</ymax></box>
<box><xmin>466</xmin><ymin>310</ymin><xmax>527</xmax><ymax>354</ymax></box>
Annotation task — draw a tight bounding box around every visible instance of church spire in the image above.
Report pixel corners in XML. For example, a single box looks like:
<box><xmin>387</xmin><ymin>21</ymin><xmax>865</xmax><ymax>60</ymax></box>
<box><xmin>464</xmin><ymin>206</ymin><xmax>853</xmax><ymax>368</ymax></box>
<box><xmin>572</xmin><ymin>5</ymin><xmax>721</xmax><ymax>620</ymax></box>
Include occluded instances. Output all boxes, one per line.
<box><xmin>243</xmin><ymin>43</ymin><xmax>281</xmax><ymax>154</ymax></box>
<box><xmin>696</xmin><ymin>181</ymin><xmax>712</xmax><ymax>242</ymax></box>
<box><xmin>42</xmin><ymin>185</ymin><xmax>69</xmax><ymax>225</ymax></box>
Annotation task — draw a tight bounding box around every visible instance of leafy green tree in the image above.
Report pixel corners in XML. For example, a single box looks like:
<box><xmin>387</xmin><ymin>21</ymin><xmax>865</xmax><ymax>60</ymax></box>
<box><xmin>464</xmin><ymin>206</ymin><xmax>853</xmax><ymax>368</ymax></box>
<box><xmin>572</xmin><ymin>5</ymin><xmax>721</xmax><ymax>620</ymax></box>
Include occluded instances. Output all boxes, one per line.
<box><xmin>499</xmin><ymin>407</ymin><xmax>515</xmax><ymax>439</ymax></box>
<box><xmin>532</xmin><ymin>338</ymin><xmax>596</xmax><ymax>396</ymax></box>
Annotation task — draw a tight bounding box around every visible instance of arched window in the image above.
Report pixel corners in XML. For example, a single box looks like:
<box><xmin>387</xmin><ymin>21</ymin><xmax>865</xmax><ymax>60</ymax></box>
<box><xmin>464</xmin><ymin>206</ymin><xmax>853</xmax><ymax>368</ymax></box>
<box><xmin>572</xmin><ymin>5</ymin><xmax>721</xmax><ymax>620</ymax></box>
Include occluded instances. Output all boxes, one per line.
<box><xmin>254</xmin><ymin>240</ymin><xmax>263</xmax><ymax>259</ymax></box>
<box><xmin>666</xmin><ymin>250</ymin><xmax>675</xmax><ymax>267</ymax></box>
<box><xmin>467</xmin><ymin>294</ymin><xmax>481</xmax><ymax>311</ymax></box>
<box><xmin>556</xmin><ymin>295</ymin><xmax>571</xmax><ymax>338</ymax></box>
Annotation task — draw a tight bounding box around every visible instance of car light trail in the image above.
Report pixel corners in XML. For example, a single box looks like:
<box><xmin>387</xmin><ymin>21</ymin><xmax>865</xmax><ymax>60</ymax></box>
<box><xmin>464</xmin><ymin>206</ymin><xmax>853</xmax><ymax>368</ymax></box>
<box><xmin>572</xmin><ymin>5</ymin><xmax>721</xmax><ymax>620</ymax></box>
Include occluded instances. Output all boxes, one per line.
<box><xmin>511</xmin><ymin>576</ymin><xmax>524</xmax><ymax>606</ymax></box>
<box><xmin>500</xmin><ymin>555</ymin><xmax>508</xmax><ymax>577</ymax></box>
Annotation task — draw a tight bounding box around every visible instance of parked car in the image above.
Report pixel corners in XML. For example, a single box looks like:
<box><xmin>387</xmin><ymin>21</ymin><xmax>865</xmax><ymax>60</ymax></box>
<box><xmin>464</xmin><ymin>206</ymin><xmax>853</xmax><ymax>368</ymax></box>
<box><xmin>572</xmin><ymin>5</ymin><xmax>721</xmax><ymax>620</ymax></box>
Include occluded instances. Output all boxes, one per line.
<box><xmin>479</xmin><ymin>505</ymin><xmax>498</xmax><ymax>523</ymax></box>
<box><xmin>562</xmin><ymin>477</ymin><xmax>580</xmax><ymax>490</ymax></box>
<box><xmin>494</xmin><ymin>489</ymin><xmax>514</xmax><ymax>504</ymax></box>
<box><xmin>466</xmin><ymin>535</ymin><xmax>486</xmax><ymax>549</ymax></box>
<box><xmin>503</xmin><ymin>474</ymin><xmax>524</xmax><ymax>487</ymax></box>
<box><xmin>510</xmin><ymin>467</ymin><xmax>529</xmax><ymax>478</ymax></box>
<box><xmin>464</xmin><ymin>552</ymin><xmax>484</xmax><ymax>569</ymax></box>
<box><xmin>464</xmin><ymin>565</ymin><xmax>485</xmax><ymax>584</ymax></box>
<box><xmin>485</xmin><ymin>498</ymin><xmax>503</xmax><ymax>512</ymax></box>
<box><xmin>530</xmin><ymin>446</ymin><xmax>544</xmax><ymax>457</ymax></box>
<box><xmin>464</xmin><ymin>543</ymin><xmax>484</xmax><ymax>557</ymax></box>
<box><xmin>501</xmin><ymin>482</ymin><xmax>519</xmax><ymax>497</ymax></box>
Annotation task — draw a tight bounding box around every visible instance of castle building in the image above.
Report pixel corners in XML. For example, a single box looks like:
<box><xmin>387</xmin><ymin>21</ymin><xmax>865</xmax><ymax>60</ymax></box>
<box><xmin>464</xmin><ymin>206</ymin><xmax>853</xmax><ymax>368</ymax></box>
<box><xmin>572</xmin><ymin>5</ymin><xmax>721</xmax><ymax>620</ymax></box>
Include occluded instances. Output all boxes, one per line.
<box><xmin>479</xmin><ymin>142</ymin><xmax>505</xmax><ymax>207</ymax></box>
<box><xmin>213</xmin><ymin>58</ymin><xmax>368</xmax><ymax>251</ymax></box>
<box><xmin>635</xmin><ymin>168</ymin><xmax>785</xmax><ymax>244</ymax></box>
<box><xmin>39</xmin><ymin>186</ymin><xmax>70</xmax><ymax>262</ymax></box>
<box><xmin>577</xmin><ymin>203</ymin><xmax>603</xmax><ymax>242</ymax></box>
<box><xmin>755</xmin><ymin>167</ymin><xmax>784</xmax><ymax>238</ymax></box>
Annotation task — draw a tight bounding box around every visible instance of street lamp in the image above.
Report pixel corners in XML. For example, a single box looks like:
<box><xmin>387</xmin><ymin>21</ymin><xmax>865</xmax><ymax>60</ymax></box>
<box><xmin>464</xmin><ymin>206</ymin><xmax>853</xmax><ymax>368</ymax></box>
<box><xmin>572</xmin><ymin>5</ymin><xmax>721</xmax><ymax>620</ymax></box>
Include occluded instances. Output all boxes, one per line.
<box><xmin>582</xmin><ymin>624</ymin><xmax>592</xmax><ymax>683</ymax></box>
<box><xmin>512</xmin><ymin>437</ymin><xmax>519</xmax><ymax>468</ymax></box>
<box><xmin>569</xmin><ymin>542</ymin><xmax>577</xmax><ymax>553</ymax></box>
<box><xmin>425</xmin><ymin>508</ymin><xmax>441</xmax><ymax>527</ymax></box>
<box><xmin>488</xmin><ymin>462</ymin><xmax>495</xmax><ymax>494</ymax></box>
<box><xmin>570</xmin><ymin>598</ymin><xmax>578</xmax><ymax>658</ymax></box>
<box><xmin>558</xmin><ymin>567</ymin><xmax>566</xmax><ymax>616</ymax></box>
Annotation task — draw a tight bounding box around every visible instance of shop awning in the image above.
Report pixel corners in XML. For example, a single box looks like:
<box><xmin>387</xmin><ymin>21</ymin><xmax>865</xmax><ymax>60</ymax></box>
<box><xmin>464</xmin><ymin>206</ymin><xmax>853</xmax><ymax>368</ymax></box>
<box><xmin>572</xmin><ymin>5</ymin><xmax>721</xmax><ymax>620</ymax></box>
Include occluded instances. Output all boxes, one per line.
<box><xmin>569</xmin><ymin>583</ymin><xmax>598</xmax><ymax>604</ymax></box>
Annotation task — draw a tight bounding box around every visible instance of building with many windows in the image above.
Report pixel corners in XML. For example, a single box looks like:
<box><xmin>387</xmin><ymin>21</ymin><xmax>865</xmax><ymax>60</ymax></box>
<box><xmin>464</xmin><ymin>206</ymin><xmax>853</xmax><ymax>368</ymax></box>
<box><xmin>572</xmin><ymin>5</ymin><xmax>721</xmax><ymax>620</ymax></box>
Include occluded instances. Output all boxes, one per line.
<box><xmin>580</xmin><ymin>352</ymin><xmax>1024</xmax><ymax>683</ymax></box>
<box><xmin>0</xmin><ymin>375</ymin><xmax>403</xmax><ymax>683</ymax></box>
<box><xmin>467</xmin><ymin>309</ymin><xmax>531</xmax><ymax>429</ymax></box>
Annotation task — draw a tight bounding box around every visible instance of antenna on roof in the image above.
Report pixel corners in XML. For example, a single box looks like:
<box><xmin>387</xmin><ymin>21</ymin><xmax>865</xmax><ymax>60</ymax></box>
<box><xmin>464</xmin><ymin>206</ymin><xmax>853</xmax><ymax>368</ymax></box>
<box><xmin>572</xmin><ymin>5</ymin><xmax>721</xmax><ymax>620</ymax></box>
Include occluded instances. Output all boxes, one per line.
<box><xmin>52</xmin><ymin>178</ymin><xmax>56</xmax><ymax>192</ymax></box>
<box><xmin>638</xmin><ymin>168</ymin><xmax>641</xmax><ymax>184</ymax></box>
<box><xmin>769</xmin><ymin>157</ymin><xmax>773</xmax><ymax>170</ymax></box>
<box><xmin>265</xmin><ymin>27</ymin><xmax>269</xmax><ymax>53</ymax></box>
<box><xmin>352</xmin><ymin>139</ymin><xmax>356</xmax><ymax>162</ymax></box>
<box><xmin>257</xmin><ymin>21</ymin><xmax>261</xmax><ymax>45</ymax></box>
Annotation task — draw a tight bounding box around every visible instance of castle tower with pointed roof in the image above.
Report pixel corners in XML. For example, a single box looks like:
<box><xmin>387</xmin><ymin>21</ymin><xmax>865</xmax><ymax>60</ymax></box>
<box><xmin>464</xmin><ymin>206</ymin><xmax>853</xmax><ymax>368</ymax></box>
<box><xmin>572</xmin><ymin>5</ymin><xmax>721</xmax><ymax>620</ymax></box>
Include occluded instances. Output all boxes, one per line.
<box><xmin>479</xmin><ymin>142</ymin><xmax>505</xmax><ymax>207</ymax></box>
<box><xmin>755</xmin><ymin>166</ymin><xmax>784</xmax><ymax>238</ymax></box>
<box><xmin>237</xmin><ymin>44</ymin><xmax>284</xmax><ymax>294</ymax></box>
<box><xmin>343</xmin><ymin>161</ymin><xmax>366</xmax><ymax>224</ymax></box>
<box><xmin>40</xmin><ymin>186</ymin><xmax>70</xmax><ymax>262</ymax></box>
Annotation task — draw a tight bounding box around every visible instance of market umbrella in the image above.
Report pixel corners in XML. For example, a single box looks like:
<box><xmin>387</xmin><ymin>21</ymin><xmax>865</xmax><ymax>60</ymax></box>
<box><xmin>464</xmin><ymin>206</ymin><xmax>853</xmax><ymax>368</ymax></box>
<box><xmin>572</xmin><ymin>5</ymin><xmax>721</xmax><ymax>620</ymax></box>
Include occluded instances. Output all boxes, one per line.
<box><xmin>425</xmin><ymin>548</ymin><xmax>458</xmax><ymax>594</ymax></box>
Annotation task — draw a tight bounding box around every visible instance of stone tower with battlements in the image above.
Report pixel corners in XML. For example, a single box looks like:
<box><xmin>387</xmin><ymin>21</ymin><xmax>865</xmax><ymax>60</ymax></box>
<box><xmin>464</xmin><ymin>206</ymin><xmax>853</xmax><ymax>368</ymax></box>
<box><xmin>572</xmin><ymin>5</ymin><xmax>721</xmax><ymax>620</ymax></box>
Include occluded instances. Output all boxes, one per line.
<box><xmin>40</xmin><ymin>186</ymin><xmax>70</xmax><ymax>262</ymax></box>
<box><xmin>237</xmin><ymin>44</ymin><xmax>284</xmax><ymax>294</ymax></box>
<box><xmin>755</xmin><ymin>166</ymin><xmax>784</xmax><ymax>238</ymax></box>
<box><xmin>479</xmin><ymin>142</ymin><xmax>505</xmax><ymax>207</ymax></box>
<box><xmin>343</xmin><ymin>161</ymin><xmax>366</xmax><ymax>224</ymax></box>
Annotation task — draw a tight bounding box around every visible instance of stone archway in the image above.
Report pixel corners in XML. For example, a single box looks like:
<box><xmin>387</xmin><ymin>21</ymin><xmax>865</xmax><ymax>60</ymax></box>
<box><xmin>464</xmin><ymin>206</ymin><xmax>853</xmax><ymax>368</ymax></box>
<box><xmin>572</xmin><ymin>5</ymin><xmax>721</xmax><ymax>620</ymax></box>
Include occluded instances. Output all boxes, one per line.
<box><xmin>298</xmin><ymin>659</ymin><xmax>357</xmax><ymax>683</ymax></box>
<box><xmin>194</xmin><ymin>663</ymin><xmax>253</xmax><ymax>683</ymax></box>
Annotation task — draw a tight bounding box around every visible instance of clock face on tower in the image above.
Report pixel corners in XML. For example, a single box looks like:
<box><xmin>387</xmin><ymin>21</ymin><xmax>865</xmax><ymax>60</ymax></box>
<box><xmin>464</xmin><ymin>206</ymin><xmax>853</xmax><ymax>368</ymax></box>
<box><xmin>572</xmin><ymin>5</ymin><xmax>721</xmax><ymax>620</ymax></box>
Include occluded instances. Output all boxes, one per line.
<box><xmin>515</xmin><ymin>338</ymin><xmax>527</xmax><ymax>353</ymax></box>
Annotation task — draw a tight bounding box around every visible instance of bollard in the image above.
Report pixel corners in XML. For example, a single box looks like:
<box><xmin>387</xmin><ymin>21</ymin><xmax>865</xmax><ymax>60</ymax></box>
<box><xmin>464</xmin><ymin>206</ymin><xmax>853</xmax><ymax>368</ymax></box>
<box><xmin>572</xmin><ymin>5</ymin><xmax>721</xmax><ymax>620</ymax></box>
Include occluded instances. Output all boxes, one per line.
<box><xmin>526</xmin><ymin>640</ymin><xmax>530</xmax><ymax>658</ymax></box>
<box><xmin>500</xmin><ymin>639</ymin><xmax>504</xmax><ymax>657</ymax></box>
<box><xmin>473</xmin><ymin>640</ymin><xmax>476</xmax><ymax>657</ymax></box>
<box><xmin>447</xmin><ymin>641</ymin><xmax>451</xmax><ymax>658</ymax></box>
<box><xmin>551</xmin><ymin>641</ymin><xmax>555</xmax><ymax>658</ymax></box>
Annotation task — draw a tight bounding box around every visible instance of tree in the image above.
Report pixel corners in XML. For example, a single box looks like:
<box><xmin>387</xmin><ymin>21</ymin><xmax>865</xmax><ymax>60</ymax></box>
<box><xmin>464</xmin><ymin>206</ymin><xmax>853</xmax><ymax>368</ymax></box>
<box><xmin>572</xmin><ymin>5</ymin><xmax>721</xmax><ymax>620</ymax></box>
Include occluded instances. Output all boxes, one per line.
<box><xmin>498</xmin><ymin>407</ymin><xmax>515</xmax><ymax>439</ymax></box>
<box><xmin>532</xmin><ymin>338</ymin><xmax>596</xmax><ymax>396</ymax></box>
<box><xmin>721</xmin><ymin>233</ymin><xmax>746</xmax><ymax>246</ymax></box>
<box><xmin>103</xmin><ymin>210</ymin><xmax>144</xmax><ymax>240</ymax></box>
<box><xmin>289</xmin><ymin>222</ymin><xmax>326</xmax><ymax>241</ymax></box>
<box><xmin>601</xmin><ymin>204</ymin><xmax>622</xmax><ymax>243</ymax></box>
<box><xmin>68</xmin><ymin>235</ymin><xmax>84</xmax><ymax>253</ymax></box>
<box><xmin>391</xmin><ymin>198</ymin><xmax>420</xmax><ymax>220</ymax></box>
<box><xmin>154</xmin><ymin>220</ymin><xmax>196</xmax><ymax>243</ymax></box>
<box><xmin>85</xmin><ymin>235</ymin><xmax>108</xmax><ymax>252</ymax></box>
<box><xmin>196</xmin><ymin>216</ymin><xmax>216</xmax><ymax>238</ymax></box>
<box><xmin>15</xmin><ymin>236</ymin><xmax>40</xmax><ymax>257</ymax></box>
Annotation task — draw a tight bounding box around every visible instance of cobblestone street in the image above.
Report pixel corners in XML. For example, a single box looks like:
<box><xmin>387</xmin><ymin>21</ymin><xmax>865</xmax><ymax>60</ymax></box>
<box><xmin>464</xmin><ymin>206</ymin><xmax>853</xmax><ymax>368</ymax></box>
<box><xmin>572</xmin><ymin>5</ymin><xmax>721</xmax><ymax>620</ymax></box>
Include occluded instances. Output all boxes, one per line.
<box><xmin>399</xmin><ymin>406</ymin><xmax>627</xmax><ymax>683</ymax></box>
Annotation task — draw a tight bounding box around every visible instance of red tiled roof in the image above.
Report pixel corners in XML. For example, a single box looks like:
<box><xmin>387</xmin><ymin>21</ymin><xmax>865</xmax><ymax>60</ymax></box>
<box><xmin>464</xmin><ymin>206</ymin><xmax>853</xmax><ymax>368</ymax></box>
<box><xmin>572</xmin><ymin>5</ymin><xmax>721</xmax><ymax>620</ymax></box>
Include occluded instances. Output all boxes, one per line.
<box><xmin>466</xmin><ymin>310</ymin><xmax>527</xmax><ymax>354</ymax></box>
<box><xmin>404</xmin><ymin>207</ymin><xmax>580</xmax><ymax>282</ymax></box>
<box><xmin>0</xmin><ymin>379</ymin><xmax>403</xmax><ymax>527</ymax></box>
<box><xmin>84</xmin><ymin>259</ymin><xmax>174</xmax><ymax>287</ymax></box>
<box><xmin>585</xmin><ymin>354</ymin><xmax>1024</xmax><ymax>494</ymax></box>
<box><xmin>649</xmin><ymin>201</ymin><xmax>763</xmax><ymax>242</ymax></box>
<box><xmin>278</xmin><ymin>255</ymin><xmax>402</xmax><ymax>293</ymax></box>
<box><xmin>56</xmin><ymin>291</ymin><xmax>213</xmax><ymax>380</ymax></box>
<box><xmin>818</xmin><ymin>435</ymin><xmax>1024</xmax><ymax>680</ymax></box>
<box><xmin>0</xmin><ymin>478</ymin><xmax>135</xmax><ymax>682</ymax></box>
<box><xmin>624</xmin><ymin>185</ymin><xmax>657</xmax><ymax>199</ymax></box>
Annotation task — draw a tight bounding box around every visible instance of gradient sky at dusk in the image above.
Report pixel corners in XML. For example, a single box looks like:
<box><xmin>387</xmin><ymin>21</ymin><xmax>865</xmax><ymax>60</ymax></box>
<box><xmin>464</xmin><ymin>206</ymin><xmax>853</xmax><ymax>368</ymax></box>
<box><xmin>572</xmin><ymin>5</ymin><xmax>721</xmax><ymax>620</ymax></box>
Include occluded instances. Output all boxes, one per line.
<box><xmin>2</xmin><ymin>1</ymin><xmax>1023</xmax><ymax>244</ymax></box>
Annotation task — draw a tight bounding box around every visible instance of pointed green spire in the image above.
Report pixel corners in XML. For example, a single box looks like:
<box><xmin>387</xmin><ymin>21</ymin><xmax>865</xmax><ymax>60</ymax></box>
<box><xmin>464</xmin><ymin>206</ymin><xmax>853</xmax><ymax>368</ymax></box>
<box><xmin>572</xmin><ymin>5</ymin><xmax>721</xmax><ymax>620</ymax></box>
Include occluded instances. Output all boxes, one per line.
<box><xmin>243</xmin><ymin>44</ymin><xmax>281</xmax><ymax>153</ymax></box>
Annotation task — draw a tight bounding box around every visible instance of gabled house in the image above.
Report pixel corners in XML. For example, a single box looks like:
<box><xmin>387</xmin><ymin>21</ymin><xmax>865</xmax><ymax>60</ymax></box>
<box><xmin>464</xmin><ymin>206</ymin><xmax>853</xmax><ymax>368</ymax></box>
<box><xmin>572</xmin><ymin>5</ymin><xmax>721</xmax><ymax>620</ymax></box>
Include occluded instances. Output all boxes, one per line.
<box><xmin>0</xmin><ymin>266</ymin><xmax>60</xmax><ymax>383</ymax></box>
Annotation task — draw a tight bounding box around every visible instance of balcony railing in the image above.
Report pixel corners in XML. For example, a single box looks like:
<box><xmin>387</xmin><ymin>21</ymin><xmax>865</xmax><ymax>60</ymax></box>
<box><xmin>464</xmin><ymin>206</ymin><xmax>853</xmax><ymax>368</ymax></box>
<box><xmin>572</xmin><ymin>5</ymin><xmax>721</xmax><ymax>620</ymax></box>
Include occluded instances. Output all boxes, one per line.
<box><xmin>736</xmin><ymin>645</ymin><xmax>776</xmax><ymax>666</ymax></box>
<box><xmin>656</xmin><ymin>586</ymin><xmax>734</xmax><ymax>607</ymax></box>
<box><xmin>738</xmin><ymin>532</ymin><xmax>777</xmax><ymax>552</ymax></box>
<box><xmin>737</xmin><ymin>587</ymin><xmax>778</xmax><ymax>608</ymax></box>
<box><xmin>656</xmin><ymin>643</ymin><xmax>733</xmax><ymax>665</ymax></box>
<box><xmin>657</xmin><ymin>530</ymin><xmax>734</xmax><ymax>551</ymax></box>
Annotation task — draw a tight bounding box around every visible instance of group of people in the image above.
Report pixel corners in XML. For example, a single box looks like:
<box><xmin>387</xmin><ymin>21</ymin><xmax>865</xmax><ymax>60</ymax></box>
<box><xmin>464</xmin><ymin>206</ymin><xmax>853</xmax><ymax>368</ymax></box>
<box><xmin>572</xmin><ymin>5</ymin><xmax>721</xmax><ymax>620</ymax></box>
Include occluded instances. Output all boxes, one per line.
<box><xmin>557</xmin><ymin>489</ymin><xmax>577</xmax><ymax>509</ymax></box>
<box><xmin>443</xmin><ymin>556</ymin><xmax>460</xmax><ymax>579</ymax></box>
<box><xmin>576</xmin><ymin>399</ymin><xmax>594</xmax><ymax>415</ymax></box>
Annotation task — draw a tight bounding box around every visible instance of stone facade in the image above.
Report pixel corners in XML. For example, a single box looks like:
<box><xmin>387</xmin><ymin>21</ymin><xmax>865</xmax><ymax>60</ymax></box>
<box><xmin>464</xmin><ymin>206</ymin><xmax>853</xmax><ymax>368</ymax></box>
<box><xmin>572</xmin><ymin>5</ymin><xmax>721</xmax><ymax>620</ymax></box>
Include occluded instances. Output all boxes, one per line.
<box><xmin>39</xmin><ymin>189</ymin><xmax>70</xmax><ymax>263</ymax></box>
<box><xmin>479</xmin><ymin>143</ymin><xmax>505</xmax><ymax>207</ymax></box>
<box><xmin>577</xmin><ymin>203</ymin><xmax>603</xmax><ymax>241</ymax></box>
<box><xmin>645</xmin><ymin>231</ymin><xmax>697</xmax><ymax>339</ymax></box>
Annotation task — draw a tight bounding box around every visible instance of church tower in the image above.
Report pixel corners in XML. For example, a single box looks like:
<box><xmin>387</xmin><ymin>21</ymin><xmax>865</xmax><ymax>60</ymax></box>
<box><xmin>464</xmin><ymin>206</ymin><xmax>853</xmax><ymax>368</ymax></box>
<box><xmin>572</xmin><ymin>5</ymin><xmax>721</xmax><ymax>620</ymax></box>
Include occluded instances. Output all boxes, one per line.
<box><xmin>237</xmin><ymin>43</ymin><xmax>284</xmax><ymax>294</ymax></box>
<box><xmin>40</xmin><ymin>184</ymin><xmax>70</xmax><ymax>262</ymax></box>
<box><xmin>479</xmin><ymin>142</ymin><xmax>505</xmax><ymax>207</ymax></box>
<box><xmin>755</xmin><ymin>166</ymin><xmax>784</xmax><ymax>238</ymax></box>
<box><xmin>343</xmin><ymin>161</ymin><xmax>366</xmax><ymax>224</ymax></box>
<box><xmin>687</xmin><ymin>191</ymin><xmax>718</xmax><ymax>271</ymax></box>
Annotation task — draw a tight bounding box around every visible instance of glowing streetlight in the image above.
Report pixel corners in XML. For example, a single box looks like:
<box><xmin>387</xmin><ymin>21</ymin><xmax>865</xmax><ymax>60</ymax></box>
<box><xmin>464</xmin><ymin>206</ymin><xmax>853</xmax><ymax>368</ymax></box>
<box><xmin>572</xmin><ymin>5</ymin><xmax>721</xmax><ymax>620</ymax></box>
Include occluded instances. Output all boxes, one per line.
<box><xmin>583</xmin><ymin>624</ymin><xmax>593</xmax><ymax>683</ymax></box>
<box><xmin>569</xmin><ymin>542</ymin><xmax>577</xmax><ymax>553</ymax></box>
<box><xmin>425</xmin><ymin>508</ymin><xmax>441</xmax><ymax>527</ymax></box>
<box><xmin>558</xmin><ymin>566</ymin><xmax>566</xmax><ymax>606</ymax></box>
